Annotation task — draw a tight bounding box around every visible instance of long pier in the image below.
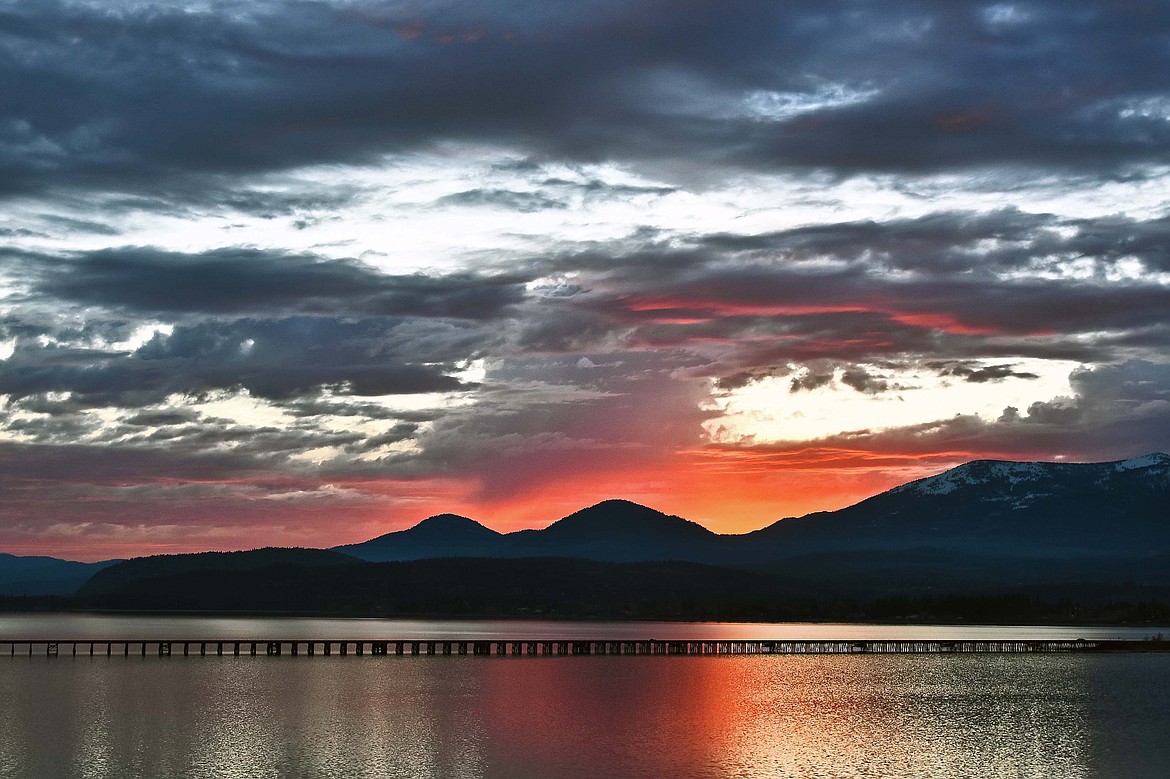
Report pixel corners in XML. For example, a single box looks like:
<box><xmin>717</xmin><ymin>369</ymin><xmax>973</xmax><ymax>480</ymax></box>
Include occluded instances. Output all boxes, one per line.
<box><xmin>2</xmin><ymin>638</ymin><xmax>1167</xmax><ymax>658</ymax></box>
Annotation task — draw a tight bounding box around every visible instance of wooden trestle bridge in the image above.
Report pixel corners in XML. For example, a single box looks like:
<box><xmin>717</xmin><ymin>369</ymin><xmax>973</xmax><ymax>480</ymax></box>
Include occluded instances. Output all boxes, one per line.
<box><xmin>3</xmin><ymin>638</ymin><xmax>1167</xmax><ymax>658</ymax></box>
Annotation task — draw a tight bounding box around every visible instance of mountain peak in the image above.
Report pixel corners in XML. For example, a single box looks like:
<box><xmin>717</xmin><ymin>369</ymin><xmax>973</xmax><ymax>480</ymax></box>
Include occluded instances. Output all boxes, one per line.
<box><xmin>332</xmin><ymin>512</ymin><xmax>502</xmax><ymax>561</ymax></box>
<box><xmin>414</xmin><ymin>513</ymin><xmax>484</xmax><ymax>529</ymax></box>
<box><xmin>582</xmin><ymin>498</ymin><xmax>660</xmax><ymax>514</ymax></box>
<box><xmin>381</xmin><ymin>513</ymin><xmax>500</xmax><ymax>541</ymax></box>
<box><xmin>561</xmin><ymin>499</ymin><xmax>674</xmax><ymax>523</ymax></box>
<box><xmin>547</xmin><ymin>499</ymin><xmax>717</xmax><ymax>538</ymax></box>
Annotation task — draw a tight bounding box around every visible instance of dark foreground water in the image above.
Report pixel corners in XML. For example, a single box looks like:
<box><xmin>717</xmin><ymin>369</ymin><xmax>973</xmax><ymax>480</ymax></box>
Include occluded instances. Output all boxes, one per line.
<box><xmin>2</xmin><ymin>618</ymin><xmax>1168</xmax><ymax>778</ymax></box>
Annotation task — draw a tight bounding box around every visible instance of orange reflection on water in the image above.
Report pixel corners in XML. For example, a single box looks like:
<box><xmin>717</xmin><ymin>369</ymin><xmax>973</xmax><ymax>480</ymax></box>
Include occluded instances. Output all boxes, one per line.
<box><xmin>474</xmin><ymin>654</ymin><xmax>1095</xmax><ymax>779</ymax></box>
<box><xmin>3</xmin><ymin>653</ymin><xmax>1163</xmax><ymax>778</ymax></box>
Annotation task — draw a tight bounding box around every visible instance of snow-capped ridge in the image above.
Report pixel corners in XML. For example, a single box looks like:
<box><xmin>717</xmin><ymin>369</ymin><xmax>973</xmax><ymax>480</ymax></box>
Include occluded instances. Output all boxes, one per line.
<box><xmin>1112</xmin><ymin>453</ymin><xmax>1170</xmax><ymax>471</ymax></box>
<box><xmin>891</xmin><ymin>453</ymin><xmax>1169</xmax><ymax>497</ymax></box>
<box><xmin>893</xmin><ymin>459</ymin><xmax>1050</xmax><ymax>496</ymax></box>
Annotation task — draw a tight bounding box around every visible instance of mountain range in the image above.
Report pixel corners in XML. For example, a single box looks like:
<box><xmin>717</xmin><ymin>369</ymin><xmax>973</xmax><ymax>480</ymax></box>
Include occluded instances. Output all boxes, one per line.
<box><xmin>333</xmin><ymin>501</ymin><xmax>724</xmax><ymax>563</ymax></box>
<box><xmin>4</xmin><ymin>454</ymin><xmax>1170</xmax><ymax>610</ymax></box>
<box><xmin>335</xmin><ymin>454</ymin><xmax>1170</xmax><ymax>565</ymax></box>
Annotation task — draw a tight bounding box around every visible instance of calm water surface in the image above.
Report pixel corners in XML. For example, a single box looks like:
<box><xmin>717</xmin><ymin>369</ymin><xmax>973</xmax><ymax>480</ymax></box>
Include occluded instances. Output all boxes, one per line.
<box><xmin>1</xmin><ymin>617</ymin><xmax>1168</xmax><ymax>778</ymax></box>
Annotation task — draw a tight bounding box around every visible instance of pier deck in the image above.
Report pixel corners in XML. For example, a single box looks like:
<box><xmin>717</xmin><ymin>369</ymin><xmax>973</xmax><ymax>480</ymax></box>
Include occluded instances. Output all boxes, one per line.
<box><xmin>2</xmin><ymin>638</ymin><xmax>1167</xmax><ymax>657</ymax></box>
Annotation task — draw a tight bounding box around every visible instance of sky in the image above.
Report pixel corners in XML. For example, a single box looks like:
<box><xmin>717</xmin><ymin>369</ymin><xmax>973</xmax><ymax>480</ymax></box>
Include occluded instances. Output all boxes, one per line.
<box><xmin>2</xmin><ymin>0</ymin><xmax>1170</xmax><ymax>559</ymax></box>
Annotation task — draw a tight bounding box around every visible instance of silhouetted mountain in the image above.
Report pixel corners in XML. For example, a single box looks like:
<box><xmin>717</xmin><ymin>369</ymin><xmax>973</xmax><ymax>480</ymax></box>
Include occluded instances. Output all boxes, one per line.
<box><xmin>80</xmin><ymin>547</ymin><xmax>357</xmax><ymax>597</ymax></box>
<box><xmin>338</xmin><ymin>501</ymin><xmax>723</xmax><ymax>563</ymax></box>
<box><xmin>0</xmin><ymin>554</ymin><xmax>120</xmax><ymax>596</ymax></box>
<box><xmin>9</xmin><ymin>454</ymin><xmax>1170</xmax><ymax>615</ymax></box>
<box><xmin>742</xmin><ymin>453</ymin><xmax>1170</xmax><ymax>560</ymax></box>
<box><xmin>504</xmin><ymin>499</ymin><xmax>721</xmax><ymax>562</ymax></box>
<box><xmin>336</xmin><ymin>514</ymin><xmax>505</xmax><ymax>562</ymax></box>
<box><xmin>334</xmin><ymin>455</ymin><xmax>1170</xmax><ymax>574</ymax></box>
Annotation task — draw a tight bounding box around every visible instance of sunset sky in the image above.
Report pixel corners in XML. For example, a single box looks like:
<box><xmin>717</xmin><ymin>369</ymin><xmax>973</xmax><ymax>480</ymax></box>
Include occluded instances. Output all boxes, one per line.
<box><xmin>2</xmin><ymin>0</ymin><xmax>1170</xmax><ymax>559</ymax></box>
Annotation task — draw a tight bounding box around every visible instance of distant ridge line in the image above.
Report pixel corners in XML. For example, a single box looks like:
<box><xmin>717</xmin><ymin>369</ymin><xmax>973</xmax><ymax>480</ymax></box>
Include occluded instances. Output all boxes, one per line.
<box><xmin>346</xmin><ymin>452</ymin><xmax>1170</xmax><ymax>541</ymax></box>
<box><xmin>6</xmin><ymin>452</ymin><xmax>1170</xmax><ymax>600</ymax></box>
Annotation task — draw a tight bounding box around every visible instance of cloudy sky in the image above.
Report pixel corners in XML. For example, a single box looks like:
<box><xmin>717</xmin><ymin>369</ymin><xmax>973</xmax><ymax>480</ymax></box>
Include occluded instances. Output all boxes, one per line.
<box><xmin>2</xmin><ymin>0</ymin><xmax>1169</xmax><ymax>559</ymax></box>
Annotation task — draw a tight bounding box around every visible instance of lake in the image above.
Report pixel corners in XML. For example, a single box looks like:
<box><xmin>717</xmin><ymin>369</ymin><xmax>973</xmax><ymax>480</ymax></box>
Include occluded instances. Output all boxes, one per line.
<box><xmin>2</xmin><ymin>616</ymin><xmax>1168</xmax><ymax>778</ymax></box>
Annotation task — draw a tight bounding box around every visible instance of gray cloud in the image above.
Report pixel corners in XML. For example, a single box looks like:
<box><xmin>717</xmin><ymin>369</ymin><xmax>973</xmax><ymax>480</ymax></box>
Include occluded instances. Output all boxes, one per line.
<box><xmin>934</xmin><ymin>361</ymin><xmax>1041</xmax><ymax>383</ymax></box>
<box><xmin>3</xmin><ymin>1</ymin><xmax>1170</xmax><ymax>201</ymax></box>
<box><xmin>544</xmin><ymin>210</ymin><xmax>1170</xmax><ymax>377</ymax></box>
<box><xmin>29</xmin><ymin>247</ymin><xmax>528</xmax><ymax>319</ymax></box>
<box><xmin>715</xmin><ymin>369</ymin><xmax>779</xmax><ymax>391</ymax></box>
<box><xmin>121</xmin><ymin>409</ymin><xmax>202</xmax><ymax>427</ymax></box>
<box><xmin>0</xmin><ymin>316</ymin><xmax>486</xmax><ymax>405</ymax></box>
<box><xmin>790</xmin><ymin>369</ymin><xmax>835</xmax><ymax>393</ymax></box>
<box><xmin>839</xmin><ymin>367</ymin><xmax>890</xmax><ymax>394</ymax></box>
<box><xmin>401</xmin><ymin>351</ymin><xmax>714</xmax><ymax>499</ymax></box>
<box><xmin>434</xmin><ymin>188</ymin><xmax>568</xmax><ymax>212</ymax></box>
<box><xmin>3</xmin><ymin>0</ymin><xmax>1170</xmax><ymax>553</ymax></box>
<box><xmin>6</xmin><ymin>207</ymin><xmax>1169</xmax><ymax>460</ymax></box>
<box><xmin>698</xmin><ymin>209</ymin><xmax>1170</xmax><ymax>277</ymax></box>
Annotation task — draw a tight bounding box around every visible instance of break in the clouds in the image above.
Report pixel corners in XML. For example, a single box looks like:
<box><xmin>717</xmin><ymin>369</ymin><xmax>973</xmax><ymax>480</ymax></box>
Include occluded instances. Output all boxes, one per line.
<box><xmin>1</xmin><ymin>0</ymin><xmax>1169</xmax><ymax>557</ymax></box>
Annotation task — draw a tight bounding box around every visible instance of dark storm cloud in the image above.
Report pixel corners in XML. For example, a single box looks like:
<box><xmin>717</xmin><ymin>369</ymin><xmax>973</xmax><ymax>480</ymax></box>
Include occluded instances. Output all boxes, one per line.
<box><xmin>789</xmin><ymin>369</ymin><xmax>835</xmax><ymax>393</ymax></box>
<box><xmin>36</xmin><ymin>215</ymin><xmax>121</xmax><ymax>236</ymax></box>
<box><xmin>3</xmin><ymin>0</ymin><xmax>1170</xmax><ymax>199</ymax></box>
<box><xmin>1062</xmin><ymin>214</ymin><xmax>1170</xmax><ymax>273</ymax></box>
<box><xmin>8</xmin><ymin>205</ymin><xmax>1170</xmax><ymax>422</ymax></box>
<box><xmin>29</xmin><ymin>247</ymin><xmax>528</xmax><ymax>318</ymax></box>
<box><xmin>550</xmin><ymin>209</ymin><xmax>1170</xmax><ymax>364</ymax></box>
<box><xmin>0</xmin><ymin>316</ymin><xmax>485</xmax><ymax>405</ymax></box>
<box><xmin>591</xmin><ymin>260</ymin><xmax>1170</xmax><ymax>363</ymax></box>
<box><xmin>0</xmin><ymin>440</ymin><xmax>264</xmax><ymax>488</ymax></box>
<box><xmin>540</xmin><ymin>178</ymin><xmax>677</xmax><ymax>199</ymax></box>
<box><xmin>514</xmin><ymin>305</ymin><xmax>625</xmax><ymax>353</ymax></box>
<box><xmin>217</xmin><ymin>189</ymin><xmax>364</xmax><ymax>220</ymax></box>
<box><xmin>698</xmin><ymin>209</ymin><xmax>1170</xmax><ymax>276</ymax></box>
<box><xmin>719</xmin><ymin>362</ymin><xmax>891</xmax><ymax>395</ymax></box>
<box><xmin>413</xmin><ymin>206</ymin><xmax>1170</xmax><ymax>416</ymax></box>
<box><xmin>934</xmin><ymin>361</ymin><xmax>1040</xmax><ymax>383</ymax></box>
<box><xmin>0</xmin><ymin>314</ymin><xmax>149</xmax><ymax>359</ymax></box>
<box><xmin>715</xmin><ymin>370</ymin><xmax>778</xmax><ymax>391</ymax></box>
<box><xmin>839</xmin><ymin>367</ymin><xmax>891</xmax><ymax>394</ymax></box>
<box><xmin>121</xmin><ymin>409</ymin><xmax>202</xmax><ymax>427</ymax></box>
<box><xmin>434</xmin><ymin>188</ymin><xmax>567</xmax><ymax>212</ymax></box>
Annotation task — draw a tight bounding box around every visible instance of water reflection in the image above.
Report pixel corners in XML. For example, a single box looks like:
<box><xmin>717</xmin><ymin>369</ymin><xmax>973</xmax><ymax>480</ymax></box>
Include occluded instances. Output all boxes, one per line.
<box><xmin>2</xmin><ymin>654</ymin><xmax>1167</xmax><ymax>778</ymax></box>
<box><xmin>474</xmin><ymin>655</ymin><xmax>1098</xmax><ymax>778</ymax></box>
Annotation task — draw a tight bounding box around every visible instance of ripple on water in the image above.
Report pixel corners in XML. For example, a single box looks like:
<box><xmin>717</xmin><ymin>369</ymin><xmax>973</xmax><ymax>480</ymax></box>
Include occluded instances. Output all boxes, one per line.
<box><xmin>1</xmin><ymin>653</ymin><xmax>1168</xmax><ymax>778</ymax></box>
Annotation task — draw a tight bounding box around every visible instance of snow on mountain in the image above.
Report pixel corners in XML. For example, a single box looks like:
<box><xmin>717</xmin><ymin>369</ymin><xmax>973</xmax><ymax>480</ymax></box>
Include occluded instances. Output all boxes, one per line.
<box><xmin>891</xmin><ymin>453</ymin><xmax>1170</xmax><ymax>498</ymax></box>
<box><xmin>892</xmin><ymin>460</ymin><xmax>1050</xmax><ymax>497</ymax></box>
<box><xmin>1112</xmin><ymin>453</ymin><xmax>1170</xmax><ymax>472</ymax></box>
